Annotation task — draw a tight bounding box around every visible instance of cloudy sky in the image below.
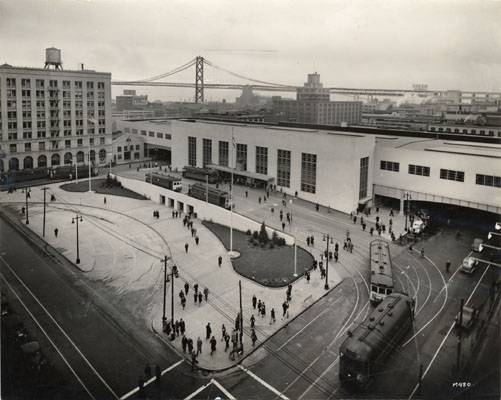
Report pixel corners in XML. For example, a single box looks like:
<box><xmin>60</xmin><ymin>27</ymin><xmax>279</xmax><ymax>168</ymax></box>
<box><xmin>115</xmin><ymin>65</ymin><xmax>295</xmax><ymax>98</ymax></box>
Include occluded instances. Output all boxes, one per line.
<box><xmin>1</xmin><ymin>0</ymin><xmax>500</xmax><ymax>102</ymax></box>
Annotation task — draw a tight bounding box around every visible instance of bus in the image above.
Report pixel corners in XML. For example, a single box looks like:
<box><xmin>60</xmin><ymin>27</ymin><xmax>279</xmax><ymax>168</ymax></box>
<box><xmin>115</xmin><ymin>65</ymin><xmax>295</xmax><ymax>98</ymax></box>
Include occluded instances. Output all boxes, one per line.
<box><xmin>369</xmin><ymin>240</ymin><xmax>394</xmax><ymax>304</ymax></box>
<box><xmin>182</xmin><ymin>166</ymin><xmax>219</xmax><ymax>184</ymax></box>
<box><xmin>188</xmin><ymin>183</ymin><xmax>230</xmax><ymax>209</ymax></box>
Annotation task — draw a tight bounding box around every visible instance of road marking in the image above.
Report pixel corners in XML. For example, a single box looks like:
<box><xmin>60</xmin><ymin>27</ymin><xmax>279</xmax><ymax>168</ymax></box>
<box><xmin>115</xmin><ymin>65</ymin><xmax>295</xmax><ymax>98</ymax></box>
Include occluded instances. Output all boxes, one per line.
<box><xmin>0</xmin><ymin>272</ymin><xmax>96</xmax><ymax>400</ymax></box>
<box><xmin>402</xmin><ymin>254</ymin><xmax>448</xmax><ymax>347</ymax></box>
<box><xmin>0</xmin><ymin>255</ymin><xmax>120</xmax><ymax>399</ymax></box>
<box><xmin>407</xmin><ymin>263</ymin><xmax>491</xmax><ymax>400</ymax></box>
<box><xmin>238</xmin><ymin>365</ymin><xmax>289</xmax><ymax>400</ymax></box>
<box><xmin>434</xmin><ymin>251</ymin><xmax>472</xmax><ymax>301</ymax></box>
<box><xmin>120</xmin><ymin>359</ymin><xmax>184</xmax><ymax>400</ymax></box>
<box><xmin>277</xmin><ymin>307</ymin><xmax>333</xmax><ymax>351</ymax></box>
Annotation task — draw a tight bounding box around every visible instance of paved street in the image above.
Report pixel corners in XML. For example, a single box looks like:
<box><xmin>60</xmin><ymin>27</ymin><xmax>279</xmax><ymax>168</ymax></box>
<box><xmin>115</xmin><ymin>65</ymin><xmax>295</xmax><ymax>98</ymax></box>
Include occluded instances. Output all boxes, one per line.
<box><xmin>1</xmin><ymin>174</ymin><xmax>499</xmax><ymax>400</ymax></box>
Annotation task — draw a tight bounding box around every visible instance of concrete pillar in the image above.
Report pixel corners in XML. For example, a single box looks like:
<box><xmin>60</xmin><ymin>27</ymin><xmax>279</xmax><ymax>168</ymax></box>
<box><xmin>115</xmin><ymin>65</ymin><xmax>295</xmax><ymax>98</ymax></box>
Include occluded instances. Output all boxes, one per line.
<box><xmin>399</xmin><ymin>197</ymin><xmax>404</xmax><ymax>215</ymax></box>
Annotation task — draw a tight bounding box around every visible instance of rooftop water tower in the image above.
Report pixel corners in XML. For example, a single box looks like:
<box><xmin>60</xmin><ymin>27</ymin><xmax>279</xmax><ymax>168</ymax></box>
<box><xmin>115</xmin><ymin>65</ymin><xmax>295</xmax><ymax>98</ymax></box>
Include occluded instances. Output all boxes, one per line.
<box><xmin>44</xmin><ymin>47</ymin><xmax>63</xmax><ymax>70</ymax></box>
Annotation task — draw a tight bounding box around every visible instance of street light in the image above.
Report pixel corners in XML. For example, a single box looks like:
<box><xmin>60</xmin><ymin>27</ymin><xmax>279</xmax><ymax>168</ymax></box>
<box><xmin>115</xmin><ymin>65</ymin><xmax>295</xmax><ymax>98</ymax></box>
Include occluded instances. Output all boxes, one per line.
<box><xmin>403</xmin><ymin>193</ymin><xmax>411</xmax><ymax>232</ymax></box>
<box><xmin>162</xmin><ymin>256</ymin><xmax>175</xmax><ymax>331</ymax></box>
<box><xmin>22</xmin><ymin>187</ymin><xmax>31</xmax><ymax>225</ymax></box>
<box><xmin>71</xmin><ymin>213</ymin><xmax>83</xmax><ymax>264</ymax></box>
<box><xmin>323</xmin><ymin>233</ymin><xmax>333</xmax><ymax>290</ymax></box>
<box><xmin>40</xmin><ymin>187</ymin><xmax>49</xmax><ymax>237</ymax></box>
<box><xmin>495</xmin><ymin>222</ymin><xmax>501</xmax><ymax>231</ymax></box>
<box><xmin>290</xmin><ymin>199</ymin><xmax>297</xmax><ymax>277</ymax></box>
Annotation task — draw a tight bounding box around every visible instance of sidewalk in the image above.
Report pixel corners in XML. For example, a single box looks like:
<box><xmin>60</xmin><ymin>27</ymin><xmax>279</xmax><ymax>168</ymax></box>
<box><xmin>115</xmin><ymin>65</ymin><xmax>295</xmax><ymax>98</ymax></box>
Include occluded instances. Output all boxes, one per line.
<box><xmin>0</xmin><ymin>182</ymin><xmax>342</xmax><ymax>371</ymax></box>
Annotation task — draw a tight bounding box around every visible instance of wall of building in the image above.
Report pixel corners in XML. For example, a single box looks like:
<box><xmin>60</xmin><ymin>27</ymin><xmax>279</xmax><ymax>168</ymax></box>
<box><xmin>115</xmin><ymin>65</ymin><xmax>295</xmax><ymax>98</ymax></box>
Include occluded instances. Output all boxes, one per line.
<box><xmin>169</xmin><ymin>120</ymin><xmax>374</xmax><ymax>214</ymax></box>
<box><xmin>374</xmin><ymin>141</ymin><xmax>501</xmax><ymax>212</ymax></box>
<box><xmin>113</xmin><ymin>173</ymin><xmax>294</xmax><ymax>245</ymax></box>
<box><xmin>0</xmin><ymin>66</ymin><xmax>112</xmax><ymax>172</ymax></box>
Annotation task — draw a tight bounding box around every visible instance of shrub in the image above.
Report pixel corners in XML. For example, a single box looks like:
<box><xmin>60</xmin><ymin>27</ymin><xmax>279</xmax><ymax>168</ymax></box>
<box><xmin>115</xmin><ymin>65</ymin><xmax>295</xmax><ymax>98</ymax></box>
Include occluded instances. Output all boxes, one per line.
<box><xmin>272</xmin><ymin>231</ymin><xmax>279</xmax><ymax>244</ymax></box>
<box><xmin>278</xmin><ymin>237</ymin><xmax>286</xmax><ymax>246</ymax></box>
<box><xmin>259</xmin><ymin>222</ymin><xmax>269</xmax><ymax>244</ymax></box>
<box><xmin>246</xmin><ymin>229</ymin><xmax>252</xmax><ymax>236</ymax></box>
<box><xmin>252</xmin><ymin>230</ymin><xmax>259</xmax><ymax>240</ymax></box>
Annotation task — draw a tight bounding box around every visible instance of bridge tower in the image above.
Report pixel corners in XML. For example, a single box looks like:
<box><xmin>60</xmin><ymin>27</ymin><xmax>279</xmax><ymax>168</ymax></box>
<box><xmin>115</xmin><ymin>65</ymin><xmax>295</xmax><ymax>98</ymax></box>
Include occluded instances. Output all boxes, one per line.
<box><xmin>195</xmin><ymin>56</ymin><xmax>204</xmax><ymax>103</ymax></box>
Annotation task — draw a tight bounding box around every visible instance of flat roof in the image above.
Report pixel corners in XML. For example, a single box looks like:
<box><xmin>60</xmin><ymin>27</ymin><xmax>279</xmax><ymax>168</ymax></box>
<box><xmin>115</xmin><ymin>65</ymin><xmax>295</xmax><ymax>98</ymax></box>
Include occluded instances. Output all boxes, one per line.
<box><xmin>376</xmin><ymin>136</ymin><xmax>501</xmax><ymax>158</ymax></box>
<box><xmin>0</xmin><ymin>64</ymin><xmax>111</xmax><ymax>76</ymax></box>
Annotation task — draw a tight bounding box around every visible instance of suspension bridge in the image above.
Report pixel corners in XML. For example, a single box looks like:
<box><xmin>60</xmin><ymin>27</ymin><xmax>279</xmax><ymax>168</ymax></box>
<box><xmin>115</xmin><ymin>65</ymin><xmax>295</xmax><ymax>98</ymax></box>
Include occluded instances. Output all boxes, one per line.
<box><xmin>112</xmin><ymin>56</ymin><xmax>501</xmax><ymax>104</ymax></box>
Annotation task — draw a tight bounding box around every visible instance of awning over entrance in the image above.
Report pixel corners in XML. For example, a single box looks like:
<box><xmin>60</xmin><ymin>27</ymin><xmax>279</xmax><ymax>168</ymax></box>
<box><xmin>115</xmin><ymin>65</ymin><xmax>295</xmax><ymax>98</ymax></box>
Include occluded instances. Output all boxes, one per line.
<box><xmin>207</xmin><ymin>164</ymin><xmax>275</xmax><ymax>183</ymax></box>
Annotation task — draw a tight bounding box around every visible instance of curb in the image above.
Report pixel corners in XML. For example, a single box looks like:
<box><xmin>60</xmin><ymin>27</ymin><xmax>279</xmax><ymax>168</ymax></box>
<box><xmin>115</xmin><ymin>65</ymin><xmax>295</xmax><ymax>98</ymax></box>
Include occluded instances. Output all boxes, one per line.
<box><xmin>149</xmin><ymin>277</ymin><xmax>343</xmax><ymax>374</ymax></box>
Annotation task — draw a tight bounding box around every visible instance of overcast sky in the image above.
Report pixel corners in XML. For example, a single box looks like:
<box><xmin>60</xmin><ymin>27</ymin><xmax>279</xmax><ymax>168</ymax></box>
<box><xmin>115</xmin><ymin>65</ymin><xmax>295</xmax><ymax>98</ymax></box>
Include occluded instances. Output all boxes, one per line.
<box><xmin>1</xmin><ymin>0</ymin><xmax>500</xmax><ymax>102</ymax></box>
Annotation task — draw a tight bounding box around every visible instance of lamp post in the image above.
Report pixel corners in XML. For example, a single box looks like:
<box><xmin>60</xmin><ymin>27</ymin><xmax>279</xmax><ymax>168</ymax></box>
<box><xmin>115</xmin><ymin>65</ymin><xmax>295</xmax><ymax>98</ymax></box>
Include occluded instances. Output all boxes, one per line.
<box><xmin>403</xmin><ymin>193</ymin><xmax>411</xmax><ymax>232</ymax></box>
<box><xmin>290</xmin><ymin>199</ymin><xmax>297</xmax><ymax>277</ymax></box>
<box><xmin>71</xmin><ymin>213</ymin><xmax>83</xmax><ymax>264</ymax></box>
<box><xmin>323</xmin><ymin>233</ymin><xmax>333</xmax><ymax>290</ymax></box>
<box><xmin>162</xmin><ymin>256</ymin><xmax>175</xmax><ymax>330</ymax></box>
<box><xmin>22</xmin><ymin>187</ymin><xmax>31</xmax><ymax>225</ymax></box>
<box><xmin>40</xmin><ymin>187</ymin><xmax>49</xmax><ymax>237</ymax></box>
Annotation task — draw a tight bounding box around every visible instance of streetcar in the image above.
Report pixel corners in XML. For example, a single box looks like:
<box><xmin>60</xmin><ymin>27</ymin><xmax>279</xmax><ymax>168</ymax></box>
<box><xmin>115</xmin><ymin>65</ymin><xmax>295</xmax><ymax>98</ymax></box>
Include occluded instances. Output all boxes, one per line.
<box><xmin>182</xmin><ymin>166</ymin><xmax>219</xmax><ymax>184</ymax></box>
<box><xmin>369</xmin><ymin>239</ymin><xmax>394</xmax><ymax>304</ymax></box>
<box><xmin>339</xmin><ymin>292</ymin><xmax>414</xmax><ymax>390</ymax></box>
<box><xmin>145</xmin><ymin>173</ymin><xmax>182</xmax><ymax>192</ymax></box>
<box><xmin>188</xmin><ymin>183</ymin><xmax>230</xmax><ymax>209</ymax></box>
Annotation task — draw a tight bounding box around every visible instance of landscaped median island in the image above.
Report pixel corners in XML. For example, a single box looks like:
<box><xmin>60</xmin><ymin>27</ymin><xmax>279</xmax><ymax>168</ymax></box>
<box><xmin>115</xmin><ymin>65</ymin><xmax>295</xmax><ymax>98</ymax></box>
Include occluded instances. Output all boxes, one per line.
<box><xmin>60</xmin><ymin>176</ymin><xmax>147</xmax><ymax>200</ymax></box>
<box><xmin>202</xmin><ymin>220</ymin><xmax>314</xmax><ymax>287</ymax></box>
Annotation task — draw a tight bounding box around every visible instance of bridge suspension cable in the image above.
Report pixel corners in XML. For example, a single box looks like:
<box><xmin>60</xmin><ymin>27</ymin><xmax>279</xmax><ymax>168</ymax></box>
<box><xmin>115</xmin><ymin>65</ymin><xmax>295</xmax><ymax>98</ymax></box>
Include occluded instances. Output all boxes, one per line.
<box><xmin>203</xmin><ymin>58</ymin><xmax>293</xmax><ymax>88</ymax></box>
<box><xmin>138</xmin><ymin>57</ymin><xmax>197</xmax><ymax>82</ymax></box>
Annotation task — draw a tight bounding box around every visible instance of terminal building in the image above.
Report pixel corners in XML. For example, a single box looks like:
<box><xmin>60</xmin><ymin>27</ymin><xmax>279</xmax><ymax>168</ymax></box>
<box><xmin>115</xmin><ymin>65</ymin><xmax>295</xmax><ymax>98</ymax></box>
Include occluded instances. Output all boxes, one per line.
<box><xmin>115</xmin><ymin>118</ymin><xmax>501</xmax><ymax>216</ymax></box>
<box><xmin>0</xmin><ymin>48</ymin><xmax>113</xmax><ymax>173</ymax></box>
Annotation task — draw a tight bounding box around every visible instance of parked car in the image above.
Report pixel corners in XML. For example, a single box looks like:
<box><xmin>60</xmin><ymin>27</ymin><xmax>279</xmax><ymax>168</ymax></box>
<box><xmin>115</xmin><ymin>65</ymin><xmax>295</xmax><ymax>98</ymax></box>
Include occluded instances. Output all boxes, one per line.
<box><xmin>471</xmin><ymin>238</ymin><xmax>483</xmax><ymax>252</ymax></box>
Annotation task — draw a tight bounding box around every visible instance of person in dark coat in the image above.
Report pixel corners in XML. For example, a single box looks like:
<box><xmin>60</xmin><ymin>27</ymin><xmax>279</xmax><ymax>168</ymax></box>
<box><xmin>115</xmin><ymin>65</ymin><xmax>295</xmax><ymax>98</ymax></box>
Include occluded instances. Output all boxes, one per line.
<box><xmin>198</xmin><ymin>292</ymin><xmax>203</xmax><ymax>304</ymax></box>
<box><xmin>184</xmin><ymin>282</ymin><xmax>189</xmax><ymax>295</ymax></box>
<box><xmin>218</xmin><ymin>255</ymin><xmax>223</xmax><ymax>267</ymax></box>
<box><xmin>252</xmin><ymin>294</ymin><xmax>257</xmax><ymax>309</ymax></box>
<box><xmin>182</xmin><ymin>335</ymin><xmax>188</xmax><ymax>353</ymax></box>
<box><xmin>206</xmin><ymin>323</ymin><xmax>212</xmax><ymax>340</ymax></box>
<box><xmin>210</xmin><ymin>336</ymin><xmax>217</xmax><ymax>355</ymax></box>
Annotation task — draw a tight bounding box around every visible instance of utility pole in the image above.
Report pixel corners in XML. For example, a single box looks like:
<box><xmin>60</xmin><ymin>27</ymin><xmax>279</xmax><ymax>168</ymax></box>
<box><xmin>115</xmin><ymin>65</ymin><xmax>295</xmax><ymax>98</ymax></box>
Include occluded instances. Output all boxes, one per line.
<box><xmin>206</xmin><ymin>174</ymin><xmax>209</xmax><ymax>202</ymax></box>
<box><xmin>162</xmin><ymin>256</ymin><xmax>167</xmax><ymax>326</ymax></box>
<box><xmin>403</xmin><ymin>193</ymin><xmax>411</xmax><ymax>232</ymax></box>
<box><xmin>239</xmin><ymin>280</ymin><xmax>243</xmax><ymax>353</ymax></box>
<box><xmin>171</xmin><ymin>267</ymin><xmax>174</xmax><ymax>323</ymax></box>
<box><xmin>325</xmin><ymin>234</ymin><xmax>330</xmax><ymax>290</ymax></box>
<box><xmin>41</xmin><ymin>187</ymin><xmax>49</xmax><ymax>237</ymax></box>
<box><xmin>71</xmin><ymin>213</ymin><xmax>83</xmax><ymax>264</ymax></box>
<box><xmin>23</xmin><ymin>187</ymin><xmax>31</xmax><ymax>225</ymax></box>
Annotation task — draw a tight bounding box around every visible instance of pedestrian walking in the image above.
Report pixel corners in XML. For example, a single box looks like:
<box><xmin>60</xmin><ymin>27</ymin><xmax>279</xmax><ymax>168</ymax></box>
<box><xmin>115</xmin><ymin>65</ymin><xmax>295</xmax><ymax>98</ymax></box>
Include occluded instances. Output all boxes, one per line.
<box><xmin>252</xmin><ymin>294</ymin><xmax>257</xmax><ymax>309</ymax></box>
<box><xmin>446</xmin><ymin>260</ymin><xmax>451</xmax><ymax>273</ymax></box>
<box><xmin>181</xmin><ymin>297</ymin><xmax>186</xmax><ymax>309</ymax></box>
<box><xmin>188</xmin><ymin>337</ymin><xmax>194</xmax><ymax>354</ymax></box>
<box><xmin>206</xmin><ymin>323</ymin><xmax>212</xmax><ymax>340</ymax></box>
<box><xmin>194</xmin><ymin>291</ymin><xmax>198</xmax><ymax>304</ymax></box>
<box><xmin>197</xmin><ymin>337</ymin><xmax>202</xmax><ymax>355</ymax></box>
<box><xmin>195</xmin><ymin>236</ymin><xmax>199</xmax><ymax>245</ymax></box>
<box><xmin>306</xmin><ymin>271</ymin><xmax>310</xmax><ymax>283</ymax></box>
<box><xmin>224</xmin><ymin>333</ymin><xmax>230</xmax><ymax>351</ymax></box>
<box><xmin>245</xmin><ymin>190</ymin><xmax>248</xmax><ymax>198</ymax></box>
<box><xmin>218</xmin><ymin>255</ymin><xmax>223</xmax><ymax>267</ymax></box>
<box><xmin>250</xmin><ymin>314</ymin><xmax>255</xmax><ymax>328</ymax></box>
<box><xmin>261</xmin><ymin>302</ymin><xmax>266</xmax><ymax>317</ymax></box>
<box><xmin>184</xmin><ymin>282</ymin><xmax>189</xmax><ymax>295</ymax></box>
<box><xmin>194</xmin><ymin>283</ymin><xmax>199</xmax><ymax>294</ymax></box>
<box><xmin>362</xmin><ymin>223</ymin><xmax>366</xmax><ymax>231</ymax></box>
<box><xmin>222</xmin><ymin>324</ymin><xmax>227</xmax><ymax>341</ymax></box>
<box><xmin>185</xmin><ymin>243</ymin><xmax>189</xmax><ymax>253</ymax></box>
<box><xmin>210</xmin><ymin>336</ymin><xmax>217</xmax><ymax>355</ymax></box>
<box><xmin>251</xmin><ymin>328</ymin><xmax>257</xmax><ymax>346</ymax></box>
<box><xmin>104</xmin><ymin>197</ymin><xmax>107</xmax><ymax>204</ymax></box>
<box><xmin>191</xmin><ymin>351</ymin><xmax>198</xmax><ymax>371</ymax></box>
<box><xmin>343</xmin><ymin>240</ymin><xmax>347</xmax><ymax>250</ymax></box>
<box><xmin>144</xmin><ymin>364</ymin><xmax>151</xmax><ymax>378</ymax></box>
<box><xmin>257</xmin><ymin>299</ymin><xmax>262</xmax><ymax>314</ymax></box>
<box><xmin>203</xmin><ymin>287</ymin><xmax>209</xmax><ymax>301</ymax></box>
<box><xmin>180</xmin><ymin>318</ymin><xmax>185</xmax><ymax>335</ymax></box>
<box><xmin>54</xmin><ymin>228</ymin><xmax>59</xmax><ymax>238</ymax></box>
<box><xmin>155</xmin><ymin>365</ymin><xmax>161</xmax><ymax>383</ymax></box>
<box><xmin>198</xmin><ymin>292</ymin><xmax>203</xmax><ymax>304</ymax></box>
<box><xmin>334</xmin><ymin>251</ymin><xmax>339</xmax><ymax>262</ymax></box>
<box><xmin>270</xmin><ymin>308</ymin><xmax>276</xmax><ymax>324</ymax></box>
<box><xmin>313</xmin><ymin>259</ymin><xmax>317</xmax><ymax>270</ymax></box>
<box><xmin>306</xmin><ymin>236</ymin><xmax>310</xmax><ymax>246</ymax></box>
<box><xmin>370</xmin><ymin>227</ymin><xmax>374</xmax><ymax>236</ymax></box>
<box><xmin>182</xmin><ymin>334</ymin><xmax>188</xmax><ymax>353</ymax></box>
<box><xmin>282</xmin><ymin>222</ymin><xmax>286</xmax><ymax>230</ymax></box>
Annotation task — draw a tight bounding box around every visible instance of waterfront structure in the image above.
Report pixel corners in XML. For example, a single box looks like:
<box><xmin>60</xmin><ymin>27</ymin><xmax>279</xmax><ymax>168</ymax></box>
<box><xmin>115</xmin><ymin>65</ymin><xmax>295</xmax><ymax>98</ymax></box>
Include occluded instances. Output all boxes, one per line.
<box><xmin>0</xmin><ymin>52</ymin><xmax>112</xmax><ymax>172</ymax></box>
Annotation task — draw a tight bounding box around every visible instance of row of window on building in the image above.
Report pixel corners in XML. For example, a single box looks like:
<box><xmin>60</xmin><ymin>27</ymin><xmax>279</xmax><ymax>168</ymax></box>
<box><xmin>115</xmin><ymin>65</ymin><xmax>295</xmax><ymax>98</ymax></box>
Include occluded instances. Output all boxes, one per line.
<box><xmin>5</xmin><ymin>78</ymin><xmax>106</xmax><ymax>90</ymax></box>
<box><xmin>380</xmin><ymin>159</ymin><xmax>500</xmax><ymax>187</ymax></box>
<box><xmin>123</xmin><ymin>127</ymin><xmax>172</xmax><ymax>140</ymax></box>
<box><xmin>7</xmin><ymin>137</ymin><xmax>106</xmax><ymax>154</ymax></box>
<box><xmin>428</xmin><ymin>125</ymin><xmax>501</xmax><ymax>137</ymax></box>
<box><xmin>187</xmin><ymin>136</ymin><xmax>370</xmax><ymax>200</ymax></box>
<box><xmin>3</xmin><ymin>149</ymin><xmax>108</xmax><ymax>171</ymax></box>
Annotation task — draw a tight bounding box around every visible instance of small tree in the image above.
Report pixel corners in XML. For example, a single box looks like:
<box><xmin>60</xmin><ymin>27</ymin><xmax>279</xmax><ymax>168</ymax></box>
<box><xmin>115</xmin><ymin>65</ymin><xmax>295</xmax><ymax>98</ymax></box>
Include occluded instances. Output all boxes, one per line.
<box><xmin>259</xmin><ymin>222</ymin><xmax>269</xmax><ymax>244</ymax></box>
<box><xmin>272</xmin><ymin>231</ymin><xmax>279</xmax><ymax>245</ymax></box>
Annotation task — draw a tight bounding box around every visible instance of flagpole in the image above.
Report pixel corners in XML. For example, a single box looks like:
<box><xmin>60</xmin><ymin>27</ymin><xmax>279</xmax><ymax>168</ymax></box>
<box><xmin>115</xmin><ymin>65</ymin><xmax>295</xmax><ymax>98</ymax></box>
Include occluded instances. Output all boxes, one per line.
<box><xmin>230</xmin><ymin>127</ymin><xmax>234</xmax><ymax>254</ymax></box>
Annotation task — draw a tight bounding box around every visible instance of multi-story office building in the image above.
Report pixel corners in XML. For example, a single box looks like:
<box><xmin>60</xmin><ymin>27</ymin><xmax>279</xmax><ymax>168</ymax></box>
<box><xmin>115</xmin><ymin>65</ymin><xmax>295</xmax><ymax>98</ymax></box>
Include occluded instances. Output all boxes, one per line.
<box><xmin>272</xmin><ymin>73</ymin><xmax>362</xmax><ymax>125</ymax></box>
<box><xmin>115</xmin><ymin>89</ymin><xmax>148</xmax><ymax>111</ymax></box>
<box><xmin>0</xmin><ymin>54</ymin><xmax>112</xmax><ymax>173</ymax></box>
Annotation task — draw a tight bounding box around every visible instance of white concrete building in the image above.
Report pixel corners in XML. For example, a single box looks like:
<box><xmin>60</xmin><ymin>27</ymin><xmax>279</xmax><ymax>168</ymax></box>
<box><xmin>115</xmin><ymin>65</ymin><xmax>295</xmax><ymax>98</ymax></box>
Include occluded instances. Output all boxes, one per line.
<box><xmin>115</xmin><ymin>118</ymin><xmax>501</xmax><ymax>216</ymax></box>
<box><xmin>0</xmin><ymin>62</ymin><xmax>112</xmax><ymax>172</ymax></box>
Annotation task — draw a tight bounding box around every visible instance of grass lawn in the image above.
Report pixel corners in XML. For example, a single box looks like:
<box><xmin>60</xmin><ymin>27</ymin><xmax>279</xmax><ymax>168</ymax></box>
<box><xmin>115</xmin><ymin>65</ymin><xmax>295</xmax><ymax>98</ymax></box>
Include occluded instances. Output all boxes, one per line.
<box><xmin>203</xmin><ymin>221</ymin><xmax>314</xmax><ymax>287</ymax></box>
<box><xmin>60</xmin><ymin>179</ymin><xmax>147</xmax><ymax>200</ymax></box>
